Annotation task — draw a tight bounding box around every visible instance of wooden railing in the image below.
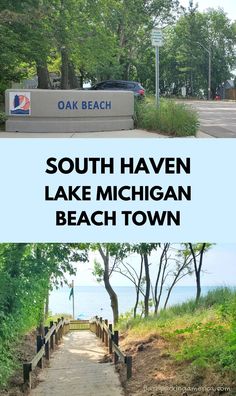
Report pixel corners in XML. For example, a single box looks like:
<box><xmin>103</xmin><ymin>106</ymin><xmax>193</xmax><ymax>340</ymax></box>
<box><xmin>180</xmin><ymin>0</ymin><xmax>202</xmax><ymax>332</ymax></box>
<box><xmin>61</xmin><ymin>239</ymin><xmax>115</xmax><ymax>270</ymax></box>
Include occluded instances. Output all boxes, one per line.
<box><xmin>91</xmin><ymin>316</ymin><xmax>132</xmax><ymax>379</ymax></box>
<box><xmin>23</xmin><ymin>317</ymin><xmax>70</xmax><ymax>389</ymax></box>
<box><xmin>69</xmin><ymin>319</ymin><xmax>90</xmax><ymax>330</ymax></box>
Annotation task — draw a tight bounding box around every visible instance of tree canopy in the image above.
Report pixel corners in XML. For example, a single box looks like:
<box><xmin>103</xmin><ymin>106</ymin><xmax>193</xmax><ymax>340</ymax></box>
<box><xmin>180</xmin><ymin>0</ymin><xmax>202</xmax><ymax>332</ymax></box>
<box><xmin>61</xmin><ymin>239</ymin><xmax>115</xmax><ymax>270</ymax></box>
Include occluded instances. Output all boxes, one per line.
<box><xmin>5</xmin><ymin>0</ymin><xmax>235</xmax><ymax>96</ymax></box>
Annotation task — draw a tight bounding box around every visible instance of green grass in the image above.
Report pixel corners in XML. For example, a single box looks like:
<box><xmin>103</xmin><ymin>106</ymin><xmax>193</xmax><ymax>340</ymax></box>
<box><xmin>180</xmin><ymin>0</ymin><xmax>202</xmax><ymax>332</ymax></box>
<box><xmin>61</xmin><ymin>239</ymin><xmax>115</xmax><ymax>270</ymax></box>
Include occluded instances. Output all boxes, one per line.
<box><xmin>45</xmin><ymin>313</ymin><xmax>72</xmax><ymax>326</ymax></box>
<box><xmin>118</xmin><ymin>287</ymin><xmax>236</xmax><ymax>372</ymax></box>
<box><xmin>135</xmin><ymin>96</ymin><xmax>199</xmax><ymax>137</ymax></box>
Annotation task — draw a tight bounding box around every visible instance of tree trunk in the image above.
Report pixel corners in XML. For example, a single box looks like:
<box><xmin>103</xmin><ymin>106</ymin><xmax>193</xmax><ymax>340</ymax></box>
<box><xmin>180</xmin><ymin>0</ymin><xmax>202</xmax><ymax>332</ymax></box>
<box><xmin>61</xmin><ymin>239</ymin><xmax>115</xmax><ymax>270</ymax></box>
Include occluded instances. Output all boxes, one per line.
<box><xmin>154</xmin><ymin>244</ymin><xmax>169</xmax><ymax>315</ymax></box>
<box><xmin>68</xmin><ymin>62</ymin><xmax>78</xmax><ymax>89</ymax></box>
<box><xmin>103</xmin><ymin>270</ymin><xmax>119</xmax><ymax>325</ymax></box>
<box><xmin>36</xmin><ymin>62</ymin><xmax>51</xmax><ymax>89</ymax></box>
<box><xmin>79</xmin><ymin>69</ymin><xmax>84</xmax><ymax>89</ymax></box>
<box><xmin>143</xmin><ymin>253</ymin><xmax>150</xmax><ymax>317</ymax></box>
<box><xmin>61</xmin><ymin>47</ymin><xmax>69</xmax><ymax>89</ymax></box>
<box><xmin>155</xmin><ymin>270</ymin><xmax>165</xmax><ymax>313</ymax></box>
<box><xmin>196</xmin><ymin>272</ymin><xmax>201</xmax><ymax>302</ymax></box>
<box><xmin>133</xmin><ymin>286</ymin><xmax>139</xmax><ymax>318</ymax></box>
<box><xmin>44</xmin><ymin>289</ymin><xmax>49</xmax><ymax>319</ymax></box>
<box><xmin>164</xmin><ymin>279</ymin><xmax>178</xmax><ymax>310</ymax></box>
<box><xmin>189</xmin><ymin>243</ymin><xmax>206</xmax><ymax>303</ymax></box>
<box><xmin>122</xmin><ymin>62</ymin><xmax>130</xmax><ymax>80</ymax></box>
<box><xmin>133</xmin><ymin>256</ymin><xmax>143</xmax><ymax>318</ymax></box>
<box><xmin>38</xmin><ymin>302</ymin><xmax>45</xmax><ymax>336</ymax></box>
<box><xmin>155</xmin><ymin>249</ymin><xmax>169</xmax><ymax>314</ymax></box>
<box><xmin>99</xmin><ymin>247</ymin><xmax>119</xmax><ymax>325</ymax></box>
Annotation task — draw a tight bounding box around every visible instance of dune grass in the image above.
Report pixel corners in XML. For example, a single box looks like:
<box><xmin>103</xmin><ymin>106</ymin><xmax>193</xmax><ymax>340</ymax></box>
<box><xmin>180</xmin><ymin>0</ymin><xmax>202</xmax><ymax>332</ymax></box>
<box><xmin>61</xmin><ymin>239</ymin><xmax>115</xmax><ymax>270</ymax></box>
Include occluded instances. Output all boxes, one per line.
<box><xmin>45</xmin><ymin>313</ymin><xmax>72</xmax><ymax>326</ymax></box>
<box><xmin>135</xmin><ymin>96</ymin><xmax>199</xmax><ymax>137</ymax></box>
<box><xmin>118</xmin><ymin>287</ymin><xmax>236</xmax><ymax>372</ymax></box>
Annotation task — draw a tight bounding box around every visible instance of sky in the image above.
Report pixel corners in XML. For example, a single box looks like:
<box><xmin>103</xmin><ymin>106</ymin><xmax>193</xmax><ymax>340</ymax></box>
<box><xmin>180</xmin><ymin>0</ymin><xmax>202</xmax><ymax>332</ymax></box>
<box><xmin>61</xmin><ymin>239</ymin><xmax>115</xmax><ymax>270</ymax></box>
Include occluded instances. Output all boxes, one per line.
<box><xmin>67</xmin><ymin>244</ymin><xmax>236</xmax><ymax>287</ymax></box>
<box><xmin>179</xmin><ymin>0</ymin><xmax>236</xmax><ymax>20</ymax></box>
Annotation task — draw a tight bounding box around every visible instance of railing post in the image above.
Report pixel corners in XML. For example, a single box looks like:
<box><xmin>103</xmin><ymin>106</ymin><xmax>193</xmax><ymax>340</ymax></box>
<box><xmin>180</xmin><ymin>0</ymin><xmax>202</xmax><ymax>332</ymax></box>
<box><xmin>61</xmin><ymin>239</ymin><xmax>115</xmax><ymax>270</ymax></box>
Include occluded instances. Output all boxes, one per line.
<box><xmin>57</xmin><ymin>318</ymin><xmax>61</xmax><ymax>341</ymax></box>
<box><xmin>36</xmin><ymin>335</ymin><xmax>44</xmax><ymax>368</ymax></box>
<box><xmin>50</xmin><ymin>321</ymin><xmax>55</xmax><ymax>351</ymax></box>
<box><xmin>104</xmin><ymin>320</ymin><xmax>108</xmax><ymax>347</ymax></box>
<box><xmin>126</xmin><ymin>355</ymin><xmax>132</xmax><ymax>379</ymax></box>
<box><xmin>55</xmin><ymin>322</ymin><xmax>59</xmax><ymax>345</ymax></box>
<box><xmin>23</xmin><ymin>362</ymin><xmax>32</xmax><ymax>389</ymax></box>
<box><xmin>99</xmin><ymin>317</ymin><xmax>102</xmax><ymax>339</ymax></box>
<box><xmin>109</xmin><ymin>324</ymin><xmax>113</xmax><ymax>354</ymax></box>
<box><xmin>95</xmin><ymin>317</ymin><xmax>99</xmax><ymax>337</ymax></box>
<box><xmin>102</xmin><ymin>324</ymin><xmax>105</xmax><ymax>343</ymax></box>
<box><xmin>113</xmin><ymin>330</ymin><xmax>119</xmax><ymax>365</ymax></box>
<box><xmin>61</xmin><ymin>317</ymin><xmax>64</xmax><ymax>335</ymax></box>
<box><xmin>44</xmin><ymin>326</ymin><xmax>50</xmax><ymax>360</ymax></box>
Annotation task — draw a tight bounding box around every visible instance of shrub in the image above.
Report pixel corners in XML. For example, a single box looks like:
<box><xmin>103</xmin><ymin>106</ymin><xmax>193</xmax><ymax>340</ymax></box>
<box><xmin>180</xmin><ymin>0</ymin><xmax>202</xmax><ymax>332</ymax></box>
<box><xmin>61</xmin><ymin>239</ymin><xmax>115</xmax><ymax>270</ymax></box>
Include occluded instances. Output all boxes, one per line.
<box><xmin>135</xmin><ymin>97</ymin><xmax>199</xmax><ymax>137</ymax></box>
<box><xmin>0</xmin><ymin>111</ymin><xmax>6</xmax><ymax>124</ymax></box>
<box><xmin>118</xmin><ymin>288</ymin><xmax>236</xmax><ymax>372</ymax></box>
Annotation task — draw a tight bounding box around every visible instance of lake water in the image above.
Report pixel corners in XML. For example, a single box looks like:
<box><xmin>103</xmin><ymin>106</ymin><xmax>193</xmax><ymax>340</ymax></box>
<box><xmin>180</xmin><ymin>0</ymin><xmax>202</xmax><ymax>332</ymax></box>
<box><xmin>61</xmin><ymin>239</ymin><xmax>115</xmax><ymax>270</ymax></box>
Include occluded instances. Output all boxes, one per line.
<box><xmin>49</xmin><ymin>285</ymin><xmax>220</xmax><ymax>321</ymax></box>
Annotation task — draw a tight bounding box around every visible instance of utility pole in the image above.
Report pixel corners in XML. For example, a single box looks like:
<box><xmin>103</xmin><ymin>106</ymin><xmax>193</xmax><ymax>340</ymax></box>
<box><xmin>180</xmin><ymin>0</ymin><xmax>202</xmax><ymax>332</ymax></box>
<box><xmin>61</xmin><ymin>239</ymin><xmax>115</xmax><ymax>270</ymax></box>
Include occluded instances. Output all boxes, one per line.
<box><xmin>197</xmin><ymin>42</ymin><xmax>211</xmax><ymax>100</ymax></box>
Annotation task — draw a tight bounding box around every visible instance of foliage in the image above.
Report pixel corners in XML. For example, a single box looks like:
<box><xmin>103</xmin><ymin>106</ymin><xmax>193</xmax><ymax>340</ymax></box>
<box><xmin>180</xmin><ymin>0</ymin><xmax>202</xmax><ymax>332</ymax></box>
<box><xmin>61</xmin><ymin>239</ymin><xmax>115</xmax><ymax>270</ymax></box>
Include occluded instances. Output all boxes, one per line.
<box><xmin>0</xmin><ymin>0</ymin><xmax>179</xmax><ymax>92</ymax></box>
<box><xmin>160</xmin><ymin>3</ymin><xmax>236</xmax><ymax>97</ymax></box>
<box><xmin>92</xmin><ymin>259</ymin><xmax>104</xmax><ymax>282</ymax></box>
<box><xmin>135</xmin><ymin>97</ymin><xmax>199</xmax><ymax>136</ymax></box>
<box><xmin>0</xmin><ymin>243</ymin><xmax>88</xmax><ymax>388</ymax></box>
<box><xmin>0</xmin><ymin>1</ymin><xmax>235</xmax><ymax>95</ymax></box>
<box><xmin>45</xmin><ymin>312</ymin><xmax>73</xmax><ymax>326</ymax></box>
<box><xmin>118</xmin><ymin>287</ymin><xmax>236</xmax><ymax>372</ymax></box>
<box><xmin>0</xmin><ymin>111</ymin><xmax>6</xmax><ymax>124</ymax></box>
<box><xmin>174</xmin><ymin>291</ymin><xmax>236</xmax><ymax>371</ymax></box>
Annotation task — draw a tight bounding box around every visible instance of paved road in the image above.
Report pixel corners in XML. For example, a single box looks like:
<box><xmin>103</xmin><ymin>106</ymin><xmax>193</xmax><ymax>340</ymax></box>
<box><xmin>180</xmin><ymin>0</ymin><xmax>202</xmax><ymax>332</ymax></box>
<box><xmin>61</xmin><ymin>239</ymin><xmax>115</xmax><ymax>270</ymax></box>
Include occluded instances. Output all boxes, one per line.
<box><xmin>184</xmin><ymin>101</ymin><xmax>236</xmax><ymax>138</ymax></box>
<box><xmin>30</xmin><ymin>331</ymin><xmax>123</xmax><ymax>396</ymax></box>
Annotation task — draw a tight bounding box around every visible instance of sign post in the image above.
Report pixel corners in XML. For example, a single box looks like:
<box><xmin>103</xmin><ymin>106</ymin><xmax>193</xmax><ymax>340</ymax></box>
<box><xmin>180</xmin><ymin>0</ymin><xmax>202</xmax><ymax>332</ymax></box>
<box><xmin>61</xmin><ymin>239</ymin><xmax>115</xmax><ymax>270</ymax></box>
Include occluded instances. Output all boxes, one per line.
<box><xmin>151</xmin><ymin>29</ymin><xmax>163</xmax><ymax>107</ymax></box>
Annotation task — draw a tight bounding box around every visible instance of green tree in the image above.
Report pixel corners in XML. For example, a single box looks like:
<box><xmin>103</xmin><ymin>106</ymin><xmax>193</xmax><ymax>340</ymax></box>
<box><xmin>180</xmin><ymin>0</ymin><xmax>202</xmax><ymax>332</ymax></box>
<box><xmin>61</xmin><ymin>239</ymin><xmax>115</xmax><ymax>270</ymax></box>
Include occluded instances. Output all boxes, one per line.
<box><xmin>160</xmin><ymin>2</ymin><xmax>236</xmax><ymax>97</ymax></box>
<box><xmin>0</xmin><ymin>243</ymin><xmax>88</xmax><ymax>385</ymax></box>
<box><xmin>181</xmin><ymin>243</ymin><xmax>212</xmax><ymax>302</ymax></box>
<box><xmin>92</xmin><ymin>243</ymin><xmax>129</xmax><ymax>324</ymax></box>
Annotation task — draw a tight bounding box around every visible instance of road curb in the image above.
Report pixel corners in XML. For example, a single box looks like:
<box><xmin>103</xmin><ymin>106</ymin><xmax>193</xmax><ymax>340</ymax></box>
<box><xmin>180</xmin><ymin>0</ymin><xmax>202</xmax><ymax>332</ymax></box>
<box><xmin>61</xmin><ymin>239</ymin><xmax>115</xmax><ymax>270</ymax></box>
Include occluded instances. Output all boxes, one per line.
<box><xmin>196</xmin><ymin>130</ymin><xmax>215</xmax><ymax>138</ymax></box>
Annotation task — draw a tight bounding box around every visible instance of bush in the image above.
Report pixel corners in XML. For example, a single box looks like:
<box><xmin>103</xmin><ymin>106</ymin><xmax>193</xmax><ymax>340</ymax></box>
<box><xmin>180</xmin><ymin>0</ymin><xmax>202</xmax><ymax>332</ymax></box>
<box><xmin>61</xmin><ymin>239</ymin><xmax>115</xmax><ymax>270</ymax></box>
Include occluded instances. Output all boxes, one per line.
<box><xmin>135</xmin><ymin>97</ymin><xmax>199</xmax><ymax>137</ymax></box>
<box><xmin>0</xmin><ymin>111</ymin><xmax>6</xmax><ymax>124</ymax></box>
<box><xmin>118</xmin><ymin>288</ymin><xmax>236</xmax><ymax>372</ymax></box>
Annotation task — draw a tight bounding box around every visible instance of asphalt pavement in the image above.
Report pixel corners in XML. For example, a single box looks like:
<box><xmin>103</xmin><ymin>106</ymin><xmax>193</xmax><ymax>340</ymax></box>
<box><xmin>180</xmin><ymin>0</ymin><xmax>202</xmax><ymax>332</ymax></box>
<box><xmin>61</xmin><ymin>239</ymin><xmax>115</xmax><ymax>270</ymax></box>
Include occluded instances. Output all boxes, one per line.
<box><xmin>184</xmin><ymin>100</ymin><xmax>236</xmax><ymax>138</ymax></box>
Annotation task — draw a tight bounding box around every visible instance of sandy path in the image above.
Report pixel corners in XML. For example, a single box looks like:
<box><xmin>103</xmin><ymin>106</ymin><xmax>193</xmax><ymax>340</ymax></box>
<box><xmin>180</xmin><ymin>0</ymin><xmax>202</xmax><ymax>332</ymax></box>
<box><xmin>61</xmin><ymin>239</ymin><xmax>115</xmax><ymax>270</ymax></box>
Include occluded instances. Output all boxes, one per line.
<box><xmin>30</xmin><ymin>331</ymin><xmax>124</xmax><ymax>396</ymax></box>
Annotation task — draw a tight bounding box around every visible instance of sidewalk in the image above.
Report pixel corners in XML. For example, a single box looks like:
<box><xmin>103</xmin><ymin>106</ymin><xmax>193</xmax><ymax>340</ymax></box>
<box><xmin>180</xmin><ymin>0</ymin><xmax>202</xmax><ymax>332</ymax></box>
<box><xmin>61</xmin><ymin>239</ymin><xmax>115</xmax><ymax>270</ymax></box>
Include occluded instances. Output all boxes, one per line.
<box><xmin>0</xmin><ymin>129</ymin><xmax>212</xmax><ymax>138</ymax></box>
<box><xmin>30</xmin><ymin>331</ymin><xmax>124</xmax><ymax>396</ymax></box>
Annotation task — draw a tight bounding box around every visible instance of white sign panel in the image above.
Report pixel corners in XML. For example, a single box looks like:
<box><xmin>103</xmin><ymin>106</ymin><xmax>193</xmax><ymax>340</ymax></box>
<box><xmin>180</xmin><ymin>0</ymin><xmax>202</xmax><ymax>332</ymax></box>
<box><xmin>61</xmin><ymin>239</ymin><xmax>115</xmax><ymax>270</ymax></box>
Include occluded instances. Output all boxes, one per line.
<box><xmin>151</xmin><ymin>29</ymin><xmax>163</xmax><ymax>46</ymax></box>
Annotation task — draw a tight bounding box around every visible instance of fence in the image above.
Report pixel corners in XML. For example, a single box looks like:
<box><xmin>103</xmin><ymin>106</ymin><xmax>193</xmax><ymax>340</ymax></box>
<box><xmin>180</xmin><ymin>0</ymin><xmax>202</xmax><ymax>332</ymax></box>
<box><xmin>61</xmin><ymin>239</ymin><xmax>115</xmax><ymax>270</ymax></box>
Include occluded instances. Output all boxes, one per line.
<box><xmin>91</xmin><ymin>316</ymin><xmax>132</xmax><ymax>379</ymax></box>
<box><xmin>23</xmin><ymin>317</ymin><xmax>132</xmax><ymax>388</ymax></box>
<box><xmin>225</xmin><ymin>88</ymin><xmax>236</xmax><ymax>100</ymax></box>
<box><xmin>23</xmin><ymin>317</ymin><xmax>69</xmax><ymax>389</ymax></box>
<box><xmin>69</xmin><ymin>319</ymin><xmax>90</xmax><ymax>331</ymax></box>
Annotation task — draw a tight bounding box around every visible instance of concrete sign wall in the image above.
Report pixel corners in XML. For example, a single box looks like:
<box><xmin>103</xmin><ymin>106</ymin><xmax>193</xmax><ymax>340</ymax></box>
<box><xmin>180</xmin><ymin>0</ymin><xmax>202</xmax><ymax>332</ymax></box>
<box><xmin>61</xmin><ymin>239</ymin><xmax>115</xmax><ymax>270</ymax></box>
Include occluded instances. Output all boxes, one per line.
<box><xmin>5</xmin><ymin>89</ymin><xmax>134</xmax><ymax>133</ymax></box>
